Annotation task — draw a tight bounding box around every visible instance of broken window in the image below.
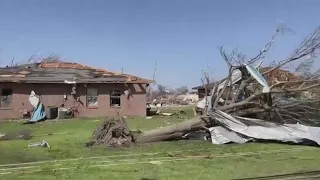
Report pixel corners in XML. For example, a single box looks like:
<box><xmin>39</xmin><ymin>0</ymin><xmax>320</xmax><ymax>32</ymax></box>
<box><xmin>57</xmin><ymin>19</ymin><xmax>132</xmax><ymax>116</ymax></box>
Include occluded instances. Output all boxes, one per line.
<box><xmin>87</xmin><ymin>88</ymin><xmax>98</xmax><ymax>107</ymax></box>
<box><xmin>1</xmin><ymin>88</ymin><xmax>13</xmax><ymax>108</ymax></box>
<box><xmin>110</xmin><ymin>90</ymin><xmax>121</xmax><ymax>107</ymax></box>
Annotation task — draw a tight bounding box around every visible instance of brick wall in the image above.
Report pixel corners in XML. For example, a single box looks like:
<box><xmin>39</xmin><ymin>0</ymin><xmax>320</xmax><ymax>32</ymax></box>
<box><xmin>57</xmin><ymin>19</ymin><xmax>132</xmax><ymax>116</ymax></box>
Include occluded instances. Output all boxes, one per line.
<box><xmin>0</xmin><ymin>82</ymin><xmax>147</xmax><ymax>120</ymax></box>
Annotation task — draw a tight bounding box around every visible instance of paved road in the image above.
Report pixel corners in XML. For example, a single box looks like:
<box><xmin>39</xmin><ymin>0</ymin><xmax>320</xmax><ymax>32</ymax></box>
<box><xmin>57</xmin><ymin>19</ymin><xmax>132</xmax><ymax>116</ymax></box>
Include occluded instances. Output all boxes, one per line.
<box><xmin>234</xmin><ymin>170</ymin><xmax>320</xmax><ymax>180</ymax></box>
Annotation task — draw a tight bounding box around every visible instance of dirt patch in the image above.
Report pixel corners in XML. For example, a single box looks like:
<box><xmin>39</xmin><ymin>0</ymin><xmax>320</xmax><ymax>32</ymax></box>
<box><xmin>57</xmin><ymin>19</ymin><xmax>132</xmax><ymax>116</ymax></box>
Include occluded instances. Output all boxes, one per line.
<box><xmin>0</xmin><ymin>129</ymin><xmax>32</xmax><ymax>141</ymax></box>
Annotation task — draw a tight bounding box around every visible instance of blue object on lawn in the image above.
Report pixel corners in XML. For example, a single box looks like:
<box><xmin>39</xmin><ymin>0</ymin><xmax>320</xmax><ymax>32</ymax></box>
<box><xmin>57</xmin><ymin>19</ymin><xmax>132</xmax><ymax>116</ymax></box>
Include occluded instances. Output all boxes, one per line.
<box><xmin>29</xmin><ymin>103</ymin><xmax>46</xmax><ymax>123</ymax></box>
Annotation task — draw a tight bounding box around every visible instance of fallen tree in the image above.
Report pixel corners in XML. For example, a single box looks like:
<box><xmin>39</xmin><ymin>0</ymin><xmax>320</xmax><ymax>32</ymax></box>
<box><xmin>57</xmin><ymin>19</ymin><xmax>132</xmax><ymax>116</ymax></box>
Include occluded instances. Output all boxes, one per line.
<box><xmin>89</xmin><ymin>25</ymin><xmax>320</xmax><ymax>147</ymax></box>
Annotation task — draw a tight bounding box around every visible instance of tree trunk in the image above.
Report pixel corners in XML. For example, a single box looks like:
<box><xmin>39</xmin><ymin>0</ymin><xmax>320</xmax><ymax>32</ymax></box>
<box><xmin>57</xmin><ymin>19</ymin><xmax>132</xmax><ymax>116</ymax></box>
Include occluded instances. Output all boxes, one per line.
<box><xmin>134</xmin><ymin>117</ymin><xmax>208</xmax><ymax>143</ymax></box>
<box><xmin>88</xmin><ymin>116</ymin><xmax>210</xmax><ymax>147</ymax></box>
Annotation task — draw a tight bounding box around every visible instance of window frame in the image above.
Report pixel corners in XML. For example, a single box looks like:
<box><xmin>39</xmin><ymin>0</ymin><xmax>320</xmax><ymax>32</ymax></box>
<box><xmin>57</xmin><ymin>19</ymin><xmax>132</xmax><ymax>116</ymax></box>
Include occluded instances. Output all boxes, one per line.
<box><xmin>86</xmin><ymin>88</ymin><xmax>98</xmax><ymax>107</ymax></box>
<box><xmin>110</xmin><ymin>89</ymin><xmax>121</xmax><ymax>107</ymax></box>
<box><xmin>0</xmin><ymin>88</ymin><xmax>13</xmax><ymax>109</ymax></box>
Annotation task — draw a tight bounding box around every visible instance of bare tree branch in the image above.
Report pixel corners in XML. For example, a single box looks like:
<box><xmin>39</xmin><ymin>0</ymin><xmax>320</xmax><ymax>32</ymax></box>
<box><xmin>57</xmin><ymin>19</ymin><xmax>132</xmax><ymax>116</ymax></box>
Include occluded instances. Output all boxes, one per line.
<box><xmin>249</xmin><ymin>24</ymin><xmax>287</xmax><ymax>64</ymax></box>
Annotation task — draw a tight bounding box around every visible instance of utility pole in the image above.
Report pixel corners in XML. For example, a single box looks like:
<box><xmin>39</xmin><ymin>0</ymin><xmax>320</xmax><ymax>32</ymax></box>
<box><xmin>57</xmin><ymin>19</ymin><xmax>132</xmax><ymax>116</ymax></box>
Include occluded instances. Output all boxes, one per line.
<box><xmin>152</xmin><ymin>61</ymin><xmax>157</xmax><ymax>82</ymax></box>
<box><xmin>149</xmin><ymin>61</ymin><xmax>157</xmax><ymax>102</ymax></box>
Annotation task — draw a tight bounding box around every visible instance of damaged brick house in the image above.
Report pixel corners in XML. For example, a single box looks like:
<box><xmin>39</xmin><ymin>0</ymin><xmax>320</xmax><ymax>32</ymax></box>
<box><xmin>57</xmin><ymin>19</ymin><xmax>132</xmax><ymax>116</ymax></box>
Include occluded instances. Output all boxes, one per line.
<box><xmin>0</xmin><ymin>61</ymin><xmax>152</xmax><ymax>119</ymax></box>
<box><xmin>192</xmin><ymin>66</ymin><xmax>303</xmax><ymax>100</ymax></box>
<box><xmin>192</xmin><ymin>82</ymin><xmax>216</xmax><ymax>99</ymax></box>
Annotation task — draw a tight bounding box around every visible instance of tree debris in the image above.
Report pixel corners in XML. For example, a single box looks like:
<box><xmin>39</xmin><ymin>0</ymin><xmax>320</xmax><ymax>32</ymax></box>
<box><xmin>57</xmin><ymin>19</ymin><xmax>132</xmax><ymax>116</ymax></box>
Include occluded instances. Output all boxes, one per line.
<box><xmin>89</xmin><ymin>25</ymin><xmax>320</xmax><ymax>147</ymax></box>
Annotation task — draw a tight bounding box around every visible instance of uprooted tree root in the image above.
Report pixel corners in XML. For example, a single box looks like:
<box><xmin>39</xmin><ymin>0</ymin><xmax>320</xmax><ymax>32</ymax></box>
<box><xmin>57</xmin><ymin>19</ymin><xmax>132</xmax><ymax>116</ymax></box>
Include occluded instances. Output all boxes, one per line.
<box><xmin>86</xmin><ymin>117</ymin><xmax>135</xmax><ymax>147</ymax></box>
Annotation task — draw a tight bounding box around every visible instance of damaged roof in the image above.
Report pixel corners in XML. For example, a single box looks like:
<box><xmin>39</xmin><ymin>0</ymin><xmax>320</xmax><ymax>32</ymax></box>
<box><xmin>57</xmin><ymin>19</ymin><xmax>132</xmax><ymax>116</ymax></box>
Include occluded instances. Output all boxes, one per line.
<box><xmin>192</xmin><ymin>66</ymin><xmax>301</xmax><ymax>90</ymax></box>
<box><xmin>0</xmin><ymin>61</ymin><xmax>153</xmax><ymax>84</ymax></box>
<box><xmin>192</xmin><ymin>82</ymin><xmax>216</xmax><ymax>90</ymax></box>
<box><xmin>259</xmin><ymin>67</ymin><xmax>302</xmax><ymax>82</ymax></box>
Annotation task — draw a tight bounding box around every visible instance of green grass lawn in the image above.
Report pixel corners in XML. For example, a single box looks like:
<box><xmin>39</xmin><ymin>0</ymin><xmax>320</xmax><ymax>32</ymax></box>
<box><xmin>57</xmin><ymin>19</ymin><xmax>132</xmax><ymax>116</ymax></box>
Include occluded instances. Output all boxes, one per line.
<box><xmin>0</xmin><ymin>107</ymin><xmax>320</xmax><ymax>180</ymax></box>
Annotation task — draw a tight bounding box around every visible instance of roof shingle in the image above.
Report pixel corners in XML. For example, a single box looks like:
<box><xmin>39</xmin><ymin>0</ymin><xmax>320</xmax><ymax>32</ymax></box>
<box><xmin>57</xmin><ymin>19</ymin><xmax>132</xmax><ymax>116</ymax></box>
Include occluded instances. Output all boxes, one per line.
<box><xmin>0</xmin><ymin>61</ymin><xmax>153</xmax><ymax>84</ymax></box>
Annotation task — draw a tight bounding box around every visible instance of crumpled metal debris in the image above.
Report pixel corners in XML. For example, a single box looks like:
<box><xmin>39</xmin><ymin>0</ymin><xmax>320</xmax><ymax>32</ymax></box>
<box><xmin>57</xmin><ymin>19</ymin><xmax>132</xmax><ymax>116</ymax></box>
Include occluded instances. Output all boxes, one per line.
<box><xmin>208</xmin><ymin>109</ymin><xmax>320</xmax><ymax>145</ymax></box>
<box><xmin>28</xmin><ymin>140</ymin><xmax>51</xmax><ymax>148</ymax></box>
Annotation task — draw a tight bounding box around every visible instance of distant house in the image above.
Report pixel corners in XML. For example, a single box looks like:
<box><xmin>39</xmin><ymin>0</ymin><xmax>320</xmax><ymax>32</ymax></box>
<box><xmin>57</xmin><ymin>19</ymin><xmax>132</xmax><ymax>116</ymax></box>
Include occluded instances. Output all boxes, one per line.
<box><xmin>0</xmin><ymin>61</ymin><xmax>153</xmax><ymax>120</ymax></box>
<box><xmin>192</xmin><ymin>82</ymin><xmax>216</xmax><ymax>99</ymax></box>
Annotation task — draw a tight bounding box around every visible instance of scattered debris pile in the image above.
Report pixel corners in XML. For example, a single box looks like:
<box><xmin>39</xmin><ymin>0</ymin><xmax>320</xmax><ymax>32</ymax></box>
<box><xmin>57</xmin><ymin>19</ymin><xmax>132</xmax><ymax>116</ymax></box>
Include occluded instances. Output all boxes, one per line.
<box><xmin>150</xmin><ymin>93</ymin><xmax>199</xmax><ymax>107</ymax></box>
<box><xmin>146</xmin><ymin>109</ymin><xmax>188</xmax><ymax>119</ymax></box>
